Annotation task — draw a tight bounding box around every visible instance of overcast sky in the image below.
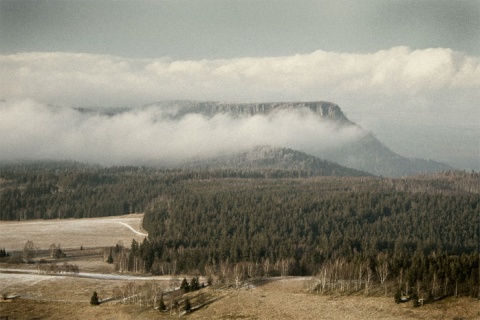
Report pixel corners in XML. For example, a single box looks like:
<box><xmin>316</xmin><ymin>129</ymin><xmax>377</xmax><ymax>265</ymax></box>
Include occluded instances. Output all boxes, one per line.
<box><xmin>1</xmin><ymin>0</ymin><xmax>479</xmax><ymax>170</ymax></box>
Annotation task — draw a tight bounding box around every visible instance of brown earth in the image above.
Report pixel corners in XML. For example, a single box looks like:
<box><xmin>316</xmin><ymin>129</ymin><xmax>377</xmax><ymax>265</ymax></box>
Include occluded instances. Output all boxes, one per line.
<box><xmin>1</xmin><ymin>276</ymin><xmax>479</xmax><ymax>320</ymax></box>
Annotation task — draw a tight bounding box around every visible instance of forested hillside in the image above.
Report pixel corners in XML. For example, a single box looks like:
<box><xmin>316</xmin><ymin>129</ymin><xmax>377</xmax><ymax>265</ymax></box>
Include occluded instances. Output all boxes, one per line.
<box><xmin>0</xmin><ymin>160</ymin><xmax>370</xmax><ymax>220</ymax></box>
<box><xmin>181</xmin><ymin>146</ymin><xmax>371</xmax><ymax>176</ymax></box>
<box><xmin>142</xmin><ymin>176</ymin><xmax>479</xmax><ymax>268</ymax></box>
<box><xmin>138</xmin><ymin>172</ymin><xmax>479</xmax><ymax>301</ymax></box>
<box><xmin>0</xmin><ymin>162</ymin><xmax>168</xmax><ymax>220</ymax></box>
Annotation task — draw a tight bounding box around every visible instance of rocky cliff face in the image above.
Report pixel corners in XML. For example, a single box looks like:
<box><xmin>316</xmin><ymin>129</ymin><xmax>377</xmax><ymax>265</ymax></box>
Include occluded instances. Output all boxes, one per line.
<box><xmin>154</xmin><ymin>100</ymin><xmax>351</xmax><ymax>123</ymax></box>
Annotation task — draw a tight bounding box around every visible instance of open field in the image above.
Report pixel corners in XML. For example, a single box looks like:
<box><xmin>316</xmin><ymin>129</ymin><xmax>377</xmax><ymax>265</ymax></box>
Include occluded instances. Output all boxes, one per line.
<box><xmin>1</xmin><ymin>276</ymin><xmax>478</xmax><ymax>320</ymax></box>
<box><xmin>0</xmin><ymin>213</ymin><xmax>147</xmax><ymax>250</ymax></box>
<box><xmin>1</xmin><ymin>215</ymin><xmax>479</xmax><ymax>319</ymax></box>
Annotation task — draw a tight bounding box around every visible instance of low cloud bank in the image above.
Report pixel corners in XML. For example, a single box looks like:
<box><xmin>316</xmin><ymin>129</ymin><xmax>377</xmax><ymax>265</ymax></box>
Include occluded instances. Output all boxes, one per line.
<box><xmin>1</xmin><ymin>47</ymin><xmax>479</xmax><ymax>169</ymax></box>
<box><xmin>0</xmin><ymin>100</ymin><xmax>365</xmax><ymax>165</ymax></box>
<box><xmin>1</xmin><ymin>47</ymin><xmax>478</xmax><ymax>108</ymax></box>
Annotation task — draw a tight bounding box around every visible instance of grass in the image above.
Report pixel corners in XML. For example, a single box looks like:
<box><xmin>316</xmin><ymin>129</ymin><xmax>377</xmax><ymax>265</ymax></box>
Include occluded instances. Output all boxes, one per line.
<box><xmin>0</xmin><ymin>213</ymin><xmax>146</xmax><ymax>251</ymax></box>
<box><xmin>2</xmin><ymin>279</ymin><xmax>477</xmax><ymax>320</ymax></box>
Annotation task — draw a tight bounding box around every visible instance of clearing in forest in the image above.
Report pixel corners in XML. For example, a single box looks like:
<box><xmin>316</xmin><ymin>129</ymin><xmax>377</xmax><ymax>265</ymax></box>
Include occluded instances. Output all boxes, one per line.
<box><xmin>0</xmin><ymin>213</ymin><xmax>147</xmax><ymax>251</ymax></box>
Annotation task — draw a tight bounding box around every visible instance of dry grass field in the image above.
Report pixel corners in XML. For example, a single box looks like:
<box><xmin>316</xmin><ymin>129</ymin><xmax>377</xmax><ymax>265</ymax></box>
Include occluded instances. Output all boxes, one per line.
<box><xmin>1</xmin><ymin>277</ymin><xmax>478</xmax><ymax>320</ymax></box>
<box><xmin>0</xmin><ymin>213</ymin><xmax>147</xmax><ymax>251</ymax></box>
<box><xmin>1</xmin><ymin>215</ymin><xmax>479</xmax><ymax>319</ymax></box>
<box><xmin>187</xmin><ymin>279</ymin><xmax>480</xmax><ymax>320</ymax></box>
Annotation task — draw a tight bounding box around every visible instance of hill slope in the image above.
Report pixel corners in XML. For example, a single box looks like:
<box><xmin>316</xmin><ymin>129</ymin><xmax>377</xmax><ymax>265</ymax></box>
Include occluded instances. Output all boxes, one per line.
<box><xmin>77</xmin><ymin>100</ymin><xmax>452</xmax><ymax>177</ymax></box>
<box><xmin>143</xmin><ymin>101</ymin><xmax>451</xmax><ymax>177</ymax></box>
<box><xmin>182</xmin><ymin>145</ymin><xmax>371</xmax><ymax>177</ymax></box>
<box><xmin>324</xmin><ymin>133</ymin><xmax>452</xmax><ymax>177</ymax></box>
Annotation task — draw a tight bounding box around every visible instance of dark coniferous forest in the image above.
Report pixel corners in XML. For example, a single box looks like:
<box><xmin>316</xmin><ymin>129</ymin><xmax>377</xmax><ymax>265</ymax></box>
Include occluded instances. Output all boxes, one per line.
<box><xmin>0</xmin><ymin>161</ymin><xmax>479</xmax><ymax>302</ymax></box>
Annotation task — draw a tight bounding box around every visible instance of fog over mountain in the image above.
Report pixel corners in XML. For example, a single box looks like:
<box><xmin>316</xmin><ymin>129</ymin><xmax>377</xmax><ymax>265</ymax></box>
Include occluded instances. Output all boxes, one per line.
<box><xmin>2</xmin><ymin>1</ymin><xmax>479</xmax><ymax>171</ymax></box>
<box><xmin>0</xmin><ymin>99</ymin><xmax>364</xmax><ymax>166</ymax></box>
<box><xmin>1</xmin><ymin>47</ymin><xmax>478</xmax><ymax>171</ymax></box>
<box><xmin>0</xmin><ymin>99</ymin><xmax>453</xmax><ymax>177</ymax></box>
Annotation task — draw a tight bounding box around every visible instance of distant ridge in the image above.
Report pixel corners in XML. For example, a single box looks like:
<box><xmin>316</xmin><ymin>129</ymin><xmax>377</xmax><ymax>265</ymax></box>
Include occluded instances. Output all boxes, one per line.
<box><xmin>144</xmin><ymin>100</ymin><xmax>351</xmax><ymax>124</ymax></box>
<box><xmin>146</xmin><ymin>101</ymin><xmax>451</xmax><ymax>177</ymax></box>
<box><xmin>324</xmin><ymin>134</ymin><xmax>452</xmax><ymax>177</ymax></box>
<box><xmin>77</xmin><ymin>100</ymin><xmax>453</xmax><ymax>177</ymax></box>
<box><xmin>182</xmin><ymin>145</ymin><xmax>371</xmax><ymax>177</ymax></box>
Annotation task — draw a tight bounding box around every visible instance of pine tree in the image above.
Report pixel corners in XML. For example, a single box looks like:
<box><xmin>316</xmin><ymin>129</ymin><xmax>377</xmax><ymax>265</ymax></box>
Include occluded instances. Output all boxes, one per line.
<box><xmin>411</xmin><ymin>292</ymin><xmax>420</xmax><ymax>307</ymax></box>
<box><xmin>0</xmin><ymin>248</ymin><xmax>9</xmax><ymax>258</ymax></box>
<box><xmin>158</xmin><ymin>293</ymin><xmax>166</xmax><ymax>312</ymax></box>
<box><xmin>190</xmin><ymin>276</ymin><xmax>200</xmax><ymax>291</ymax></box>
<box><xmin>172</xmin><ymin>299</ymin><xmax>179</xmax><ymax>315</ymax></box>
<box><xmin>394</xmin><ymin>288</ymin><xmax>402</xmax><ymax>304</ymax></box>
<box><xmin>90</xmin><ymin>291</ymin><xmax>100</xmax><ymax>305</ymax></box>
<box><xmin>184</xmin><ymin>297</ymin><xmax>192</xmax><ymax>313</ymax></box>
<box><xmin>180</xmin><ymin>278</ymin><xmax>190</xmax><ymax>293</ymax></box>
<box><xmin>107</xmin><ymin>251</ymin><xmax>114</xmax><ymax>264</ymax></box>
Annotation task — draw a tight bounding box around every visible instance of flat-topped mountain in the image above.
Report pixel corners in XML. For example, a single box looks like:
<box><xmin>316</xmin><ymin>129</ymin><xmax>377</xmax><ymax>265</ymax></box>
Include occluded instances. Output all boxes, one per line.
<box><xmin>77</xmin><ymin>100</ymin><xmax>452</xmax><ymax>177</ymax></box>
<box><xmin>153</xmin><ymin>100</ymin><xmax>351</xmax><ymax>123</ymax></box>
<box><xmin>147</xmin><ymin>101</ymin><xmax>451</xmax><ymax>176</ymax></box>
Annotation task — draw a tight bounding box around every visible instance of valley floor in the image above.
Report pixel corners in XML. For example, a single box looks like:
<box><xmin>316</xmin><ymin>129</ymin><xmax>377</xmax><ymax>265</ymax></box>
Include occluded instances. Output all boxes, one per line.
<box><xmin>1</xmin><ymin>272</ymin><xmax>478</xmax><ymax>320</ymax></box>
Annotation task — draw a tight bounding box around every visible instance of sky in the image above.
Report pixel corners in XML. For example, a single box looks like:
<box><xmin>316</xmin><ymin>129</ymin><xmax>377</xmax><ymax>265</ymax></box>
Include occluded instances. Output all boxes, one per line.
<box><xmin>0</xmin><ymin>0</ymin><xmax>479</xmax><ymax>170</ymax></box>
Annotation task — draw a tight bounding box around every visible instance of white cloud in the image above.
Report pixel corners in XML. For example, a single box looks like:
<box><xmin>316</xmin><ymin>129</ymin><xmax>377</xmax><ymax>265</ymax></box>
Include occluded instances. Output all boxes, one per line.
<box><xmin>1</xmin><ymin>47</ymin><xmax>478</xmax><ymax>107</ymax></box>
<box><xmin>0</xmin><ymin>47</ymin><xmax>479</xmax><ymax>168</ymax></box>
<box><xmin>0</xmin><ymin>99</ymin><xmax>365</xmax><ymax>165</ymax></box>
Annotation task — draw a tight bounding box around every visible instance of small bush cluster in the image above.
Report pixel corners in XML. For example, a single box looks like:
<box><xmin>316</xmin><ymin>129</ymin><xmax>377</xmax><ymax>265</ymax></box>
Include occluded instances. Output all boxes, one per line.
<box><xmin>180</xmin><ymin>277</ymin><xmax>203</xmax><ymax>293</ymax></box>
<box><xmin>0</xmin><ymin>248</ymin><xmax>9</xmax><ymax>258</ymax></box>
<box><xmin>90</xmin><ymin>291</ymin><xmax>100</xmax><ymax>305</ymax></box>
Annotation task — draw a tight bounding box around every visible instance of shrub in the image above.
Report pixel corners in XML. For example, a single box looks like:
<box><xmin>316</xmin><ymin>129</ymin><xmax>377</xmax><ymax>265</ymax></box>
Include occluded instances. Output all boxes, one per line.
<box><xmin>394</xmin><ymin>288</ymin><xmax>402</xmax><ymax>304</ymax></box>
<box><xmin>184</xmin><ymin>297</ymin><xmax>192</xmax><ymax>313</ymax></box>
<box><xmin>90</xmin><ymin>291</ymin><xmax>100</xmax><ymax>305</ymax></box>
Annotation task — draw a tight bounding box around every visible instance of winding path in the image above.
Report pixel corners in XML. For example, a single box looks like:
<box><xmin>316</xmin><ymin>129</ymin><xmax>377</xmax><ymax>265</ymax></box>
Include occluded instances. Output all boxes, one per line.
<box><xmin>116</xmin><ymin>222</ymin><xmax>148</xmax><ymax>237</ymax></box>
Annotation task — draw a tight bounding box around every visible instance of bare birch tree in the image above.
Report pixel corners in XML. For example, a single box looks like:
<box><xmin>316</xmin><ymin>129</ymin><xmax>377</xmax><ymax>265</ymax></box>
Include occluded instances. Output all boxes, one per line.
<box><xmin>233</xmin><ymin>263</ymin><xmax>244</xmax><ymax>289</ymax></box>
<box><xmin>317</xmin><ymin>264</ymin><xmax>328</xmax><ymax>294</ymax></box>
<box><xmin>262</xmin><ymin>258</ymin><xmax>270</xmax><ymax>277</ymax></box>
<box><xmin>220</xmin><ymin>259</ymin><xmax>231</xmax><ymax>285</ymax></box>
<box><xmin>23</xmin><ymin>240</ymin><xmax>36</xmax><ymax>262</ymax></box>
<box><xmin>375</xmin><ymin>253</ymin><xmax>390</xmax><ymax>295</ymax></box>
<box><xmin>364</xmin><ymin>263</ymin><xmax>373</xmax><ymax>295</ymax></box>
